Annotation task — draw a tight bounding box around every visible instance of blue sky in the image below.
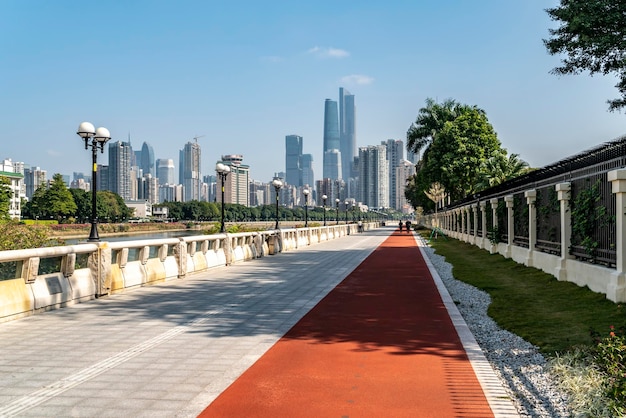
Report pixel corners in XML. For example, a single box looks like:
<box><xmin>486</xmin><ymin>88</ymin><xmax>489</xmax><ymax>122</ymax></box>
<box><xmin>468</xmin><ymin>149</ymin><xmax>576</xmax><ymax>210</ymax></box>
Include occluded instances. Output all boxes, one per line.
<box><xmin>1</xmin><ymin>0</ymin><xmax>625</xmax><ymax>184</ymax></box>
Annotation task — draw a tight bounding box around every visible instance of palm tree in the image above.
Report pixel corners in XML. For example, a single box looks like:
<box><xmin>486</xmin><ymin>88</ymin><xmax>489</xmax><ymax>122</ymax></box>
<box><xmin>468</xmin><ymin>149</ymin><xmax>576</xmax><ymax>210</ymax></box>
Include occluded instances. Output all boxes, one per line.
<box><xmin>477</xmin><ymin>153</ymin><xmax>530</xmax><ymax>190</ymax></box>
<box><xmin>406</xmin><ymin>98</ymin><xmax>477</xmax><ymax>156</ymax></box>
<box><xmin>424</xmin><ymin>182</ymin><xmax>446</xmax><ymax>227</ymax></box>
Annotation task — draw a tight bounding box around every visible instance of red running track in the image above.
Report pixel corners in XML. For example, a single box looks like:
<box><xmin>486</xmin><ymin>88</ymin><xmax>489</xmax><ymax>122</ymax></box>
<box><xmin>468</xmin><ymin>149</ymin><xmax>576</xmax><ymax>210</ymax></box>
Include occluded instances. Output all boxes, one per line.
<box><xmin>199</xmin><ymin>230</ymin><xmax>494</xmax><ymax>417</ymax></box>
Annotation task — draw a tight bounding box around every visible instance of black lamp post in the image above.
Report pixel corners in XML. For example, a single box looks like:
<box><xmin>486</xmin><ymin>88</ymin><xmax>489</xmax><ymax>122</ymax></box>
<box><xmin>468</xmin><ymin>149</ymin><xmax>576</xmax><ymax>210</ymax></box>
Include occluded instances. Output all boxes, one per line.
<box><xmin>272</xmin><ymin>179</ymin><xmax>283</xmax><ymax>229</ymax></box>
<box><xmin>216</xmin><ymin>162</ymin><xmax>231</xmax><ymax>233</ymax></box>
<box><xmin>77</xmin><ymin>122</ymin><xmax>111</xmax><ymax>242</ymax></box>
<box><xmin>335</xmin><ymin>198</ymin><xmax>340</xmax><ymax>225</ymax></box>
<box><xmin>345</xmin><ymin>200</ymin><xmax>350</xmax><ymax>224</ymax></box>
<box><xmin>322</xmin><ymin>194</ymin><xmax>327</xmax><ymax>226</ymax></box>
<box><xmin>303</xmin><ymin>188</ymin><xmax>310</xmax><ymax>227</ymax></box>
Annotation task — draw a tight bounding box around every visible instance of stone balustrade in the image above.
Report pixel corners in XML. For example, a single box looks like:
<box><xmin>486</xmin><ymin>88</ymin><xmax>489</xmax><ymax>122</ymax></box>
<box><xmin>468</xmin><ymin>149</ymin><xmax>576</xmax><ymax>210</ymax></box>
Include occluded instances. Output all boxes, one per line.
<box><xmin>0</xmin><ymin>223</ymin><xmax>377</xmax><ymax>323</ymax></box>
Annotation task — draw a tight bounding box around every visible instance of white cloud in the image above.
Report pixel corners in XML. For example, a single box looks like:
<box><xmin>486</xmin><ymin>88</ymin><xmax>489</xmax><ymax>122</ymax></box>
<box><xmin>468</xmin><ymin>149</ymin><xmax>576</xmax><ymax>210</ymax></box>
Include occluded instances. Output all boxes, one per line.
<box><xmin>307</xmin><ymin>46</ymin><xmax>350</xmax><ymax>59</ymax></box>
<box><xmin>340</xmin><ymin>74</ymin><xmax>375</xmax><ymax>85</ymax></box>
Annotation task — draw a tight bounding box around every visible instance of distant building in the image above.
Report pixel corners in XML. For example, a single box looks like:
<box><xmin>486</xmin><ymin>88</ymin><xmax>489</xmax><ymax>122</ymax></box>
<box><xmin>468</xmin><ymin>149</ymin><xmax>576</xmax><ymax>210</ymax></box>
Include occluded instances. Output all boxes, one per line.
<box><xmin>125</xmin><ymin>200</ymin><xmax>152</xmax><ymax>218</ymax></box>
<box><xmin>218</xmin><ymin>155</ymin><xmax>250</xmax><ymax>206</ymax></box>
<box><xmin>0</xmin><ymin>159</ymin><xmax>24</xmax><ymax>220</ymax></box>
<box><xmin>382</xmin><ymin>139</ymin><xmax>404</xmax><ymax>209</ymax></box>
<box><xmin>285</xmin><ymin>135</ymin><xmax>303</xmax><ymax>187</ymax></box>
<box><xmin>323</xmin><ymin>99</ymin><xmax>341</xmax><ymax>180</ymax></box>
<box><xmin>156</xmin><ymin>158</ymin><xmax>175</xmax><ymax>185</ymax></box>
<box><xmin>301</xmin><ymin>154</ymin><xmax>314</xmax><ymax>188</ymax></box>
<box><xmin>358</xmin><ymin>145</ymin><xmax>389</xmax><ymax>209</ymax></box>
<box><xmin>108</xmin><ymin>141</ymin><xmax>133</xmax><ymax>200</ymax></box>
<box><xmin>140</xmin><ymin>142</ymin><xmax>155</xmax><ymax>177</ymax></box>
<box><xmin>24</xmin><ymin>166</ymin><xmax>47</xmax><ymax>200</ymax></box>
<box><xmin>339</xmin><ymin>87</ymin><xmax>356</xmax><ymax>182</ymax></box>
<box><xmin>179</xmin><ymin>142</ymin><xmax>201</xmax><ymax>202</ymax></box>
<box><xmin>396</xmin><ymin>159</ymin><xmax>416</xmax><ymax>213</ymax></box>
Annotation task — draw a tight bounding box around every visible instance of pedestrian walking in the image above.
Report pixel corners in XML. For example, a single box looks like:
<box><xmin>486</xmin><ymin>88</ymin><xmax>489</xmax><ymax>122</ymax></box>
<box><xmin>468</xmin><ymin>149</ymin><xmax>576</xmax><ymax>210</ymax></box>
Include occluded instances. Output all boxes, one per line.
<box><xmin>405</xmin><ymin>220</ymin><xmax>411</xmax><ymax>233</ymax></box>
<box><xmin>398</xmin><ymin>220</ymin><xmax>403</xmax><ymax>232</ymax></box>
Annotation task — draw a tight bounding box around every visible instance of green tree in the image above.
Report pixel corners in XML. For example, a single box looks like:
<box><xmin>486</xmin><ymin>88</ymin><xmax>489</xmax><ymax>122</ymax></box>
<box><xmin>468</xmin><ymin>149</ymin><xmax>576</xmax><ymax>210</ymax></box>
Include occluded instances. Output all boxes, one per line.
<box><xmin>0</xmin><ymin>176</ymin><xmax>12</xmax><ymax>221</ymax></box>
<box><xmin>406</xmin><ymin>98</ymin><xmax>472</xmax><ymax>156</ymax></box>
<box><xmin>69</xmin><ymin>188</ymin><xmax>91</xmax><ymax>223</ymax></box>
<box><xmin>477</xmin><ymin>153</ymin><xmax>530</xmax><ymax>190</ymax></box>
<box><xmin>97</xmin><ymin>191</ymin><xmax>133</xmax><ymax>222</ymax></box>
<box><xmin>46</xmin><ymin>174</ymin><xmax>77</xmax><ymax>222</ymax></box>
<box><xmin>544</xmin><ymin>1</ymin><xmax>626</xmax><ymax>111</ymax></box>
<box><xmin>422</xmin><ymin>107</ymin><xmax>503</xmax><ymax>200</ymax></box>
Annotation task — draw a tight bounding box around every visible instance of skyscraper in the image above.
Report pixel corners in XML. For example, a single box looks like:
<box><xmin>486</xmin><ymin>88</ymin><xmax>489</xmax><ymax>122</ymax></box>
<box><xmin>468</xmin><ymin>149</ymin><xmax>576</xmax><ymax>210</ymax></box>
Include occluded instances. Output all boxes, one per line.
<box><xmin>108</xmin><ymin>140</ymin><xmax>133</xmax><ymax>200</ymax></box>
<box><xmin>300</xmin><ymin>154</ymin><xmax>314</xmax><ymax>188</ymax></box>
<box><xmin>339</xmin><ymin>87</ymin><xmax>356</xmax><ymax>182</ymax></box>
<box><xmin>358</xmin><ymin>144</ymin><xmax>389</xmax><ymax>209</ymax></box>
<box><xmin>219</xmin><ymin>155</ymin><xmax>250</xmax><ymax>206</ymax></box>
<box><xmin>285</xmin><ymin>135</ymin><xmax>303</xmax><ymax>186</ymax></box>
<box><xmin>180</xmin><ymin>141</ymin><xmax>201</xmax><ymax>202</ymax></box>
<box><xmin>323</xmin><ymin>99</ymin><xmax>341</xmax><ymax>180</ymax></box>
<box><xmin>140</xmin><ymin>142</ymin><xmax>155</xmax><ymax>177</ymax></box>
<box><xmin>382</xmin><ymin>139</ymin><xmax>404</xmax><ymax>209</ymax></box>
<box><xmin>156</xmin><ymin>158</ymin><xmax>175</xmax><ymax>185</ymax></box>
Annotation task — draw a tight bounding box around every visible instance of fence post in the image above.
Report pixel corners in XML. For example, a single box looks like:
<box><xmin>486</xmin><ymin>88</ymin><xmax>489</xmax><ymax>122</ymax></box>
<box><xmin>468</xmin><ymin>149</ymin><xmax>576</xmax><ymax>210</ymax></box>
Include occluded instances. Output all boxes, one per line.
<box><xmin>472</xmin><ymin>203</ymin><xmax>478</xmax><ymax>244</ymax></box>
<box><xmin>607</xmin><ymin>169</ymin><xmax>626</xmax><ymax>302</ymax></box>
<box><xmin>555</xmin><ymin>182</ymin><xmax>571</xmax><ymax>281</ymax></box>
<box><xmin>505</xmin><ymin>195</ymin><xmax>514</xmax><ymax>258</ymax></box>
<box><xmin>525</xmin><ymin>189</ymin><xmax>537</xmax><ymax>267</ymax></box>
<box><xmin>490</xmin><ymin>198</ymin><xmax>499</xmax><ymax>254</ymax></box>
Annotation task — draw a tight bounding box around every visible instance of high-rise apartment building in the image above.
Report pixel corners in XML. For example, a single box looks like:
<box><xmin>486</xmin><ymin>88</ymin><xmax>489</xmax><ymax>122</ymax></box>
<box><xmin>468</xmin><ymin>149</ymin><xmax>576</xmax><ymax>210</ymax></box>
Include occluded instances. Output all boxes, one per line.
<box><xmin>339</xmin><ymin>88</ymin><xmax>356</xmax><ymax>182</ymax></box>
<box><xmin>24</xmin><ymin>166</ymin><xmax>47</xmax><ymax>200</ymax></box>
<box><xmin>382</xmin><ymin>139</ymin><xmax>404</xmax><ymax>209</ymax></box>
<box><xmin>218</xmin><ymin>155</ymin><xmax>249</xmax><ymax>206</ymax></box>
<box><xmin>396</xmin><ymin>159</ymin><xmax>416</xmax><ymax>213</ymax></box>
<box><xmin>0</xmin><ymin>159</ymin><xmax>23</xmax><ymax>219</ymax></box>
<box><xmin>358</xmin><ymin>145</ymin><xmax>389</xmax><ymax>209</ymax></box>
<box><xmin>323</xmin><ymin>99</ymin><xmax>341</xmax><ymax>180</ymax></box>
<box><xmin>108</xmin><ymin>141</ymin><xmax>133</xmax><ymax>200</ymax></box>
<box><xmin>156</xmin><ymin>158</ymin><xmax>175</xmax><ymax>185</ymax></box>
<box><xmin>180</xmin><ymin>141</ymin><xmax>201</xmax><ymax>202</ymax></box>
<box><xmin>285</xmin><ymin>135</ymin><xmax>303</xmax><ymax>187</ymax></box>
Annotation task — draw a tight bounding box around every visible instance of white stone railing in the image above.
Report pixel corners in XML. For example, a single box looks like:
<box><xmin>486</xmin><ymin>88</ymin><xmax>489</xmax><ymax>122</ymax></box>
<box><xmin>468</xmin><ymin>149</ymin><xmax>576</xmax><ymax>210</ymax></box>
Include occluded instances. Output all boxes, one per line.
<box><xmin>421</xmin><ymin>168</ymin><xmax>626</xmax><ymax>303</ymax></box>
<box><xmin>0</xmin><ymin>222</ymin><xmax>378</xmax><ymax>323</ymax></box>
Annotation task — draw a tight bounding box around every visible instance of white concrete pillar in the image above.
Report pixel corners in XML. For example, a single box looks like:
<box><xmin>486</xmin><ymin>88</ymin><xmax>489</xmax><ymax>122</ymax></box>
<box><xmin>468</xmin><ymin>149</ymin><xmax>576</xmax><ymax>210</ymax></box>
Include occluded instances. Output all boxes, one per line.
<box><xmin>608</xmin><ymin>169</ymin><xmax>626</xmax><ymax>302</ymax></box>
<box><xmin>505</xmin><ymin>195</ymin><xmax>514</xmax><ymax>258</ymax></box>
<box><xmin>555</xmin><ymin>183</ymin><xmax>571</xmax><ymax>281</ymax></box>
<box><xmin>525</xmin><ymin>190</ymin><xmax>537</xmax><ymax>267</ymax></box>
<box><xmin>460</xmin><ymin>207</ymin><xmax>466</xmax><ymax>241</ymax></box>
<box><xmin>480</xmin><ymin>201</ymin><xmax>488</xmax><ymax>249</ymax></box>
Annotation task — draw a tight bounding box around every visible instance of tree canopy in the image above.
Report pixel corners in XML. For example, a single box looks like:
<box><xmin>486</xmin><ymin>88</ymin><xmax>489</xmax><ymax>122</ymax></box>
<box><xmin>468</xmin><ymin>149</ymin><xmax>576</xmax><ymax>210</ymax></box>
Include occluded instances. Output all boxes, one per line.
<box><xmin>544</xmin><ymin>0</ymin><xmax>626</xmax><ymax>111</ymax></box>
<box><xmin>0</xmin><ymin>177</ymin><xmax>12</xmax><ymax>221</ymax></box>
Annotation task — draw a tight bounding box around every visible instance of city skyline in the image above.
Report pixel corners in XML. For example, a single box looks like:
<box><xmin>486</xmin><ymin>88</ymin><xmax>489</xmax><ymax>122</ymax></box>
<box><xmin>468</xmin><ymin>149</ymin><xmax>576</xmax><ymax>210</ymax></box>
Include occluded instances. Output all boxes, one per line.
<box><xmin>2</xmin><ymin>1</ymin><xmax>626</xmax><ymax>185</ymax></box>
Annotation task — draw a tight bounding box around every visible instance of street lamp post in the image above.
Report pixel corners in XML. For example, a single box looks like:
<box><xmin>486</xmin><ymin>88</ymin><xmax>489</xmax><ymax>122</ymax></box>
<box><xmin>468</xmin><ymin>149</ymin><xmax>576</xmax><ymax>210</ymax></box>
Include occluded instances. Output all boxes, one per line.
<box><xmin>272</xmin><ymin>179</ymin><xmax>283</xmax><ymax>229</ymax></box>
<box><xmin>335</xmin><ymin>198</ymin><xmax>340</xmax><ymax>225</ymax></box>
<box><xmin>322</xmin><ymin>194</ymin><xmax>327</xmax><ymax>226</ymax></box>
<box><xmin>215</xmin><ymin>163</ymin><xmax>231</xmax><ymax>233</ymax></box>
<box><xmin>345</xmin><ymin>200</ymin><xmax>350</xmax><ymax>224</ymax></box>
<box><xmin>77</xmin><ymin>122</ymin><xmax>111</xmax><ymax>242</ymax></box>
<box><xmin>302</xmin><ymin>188</ymin><xmax>310</xmax><ymax>227</ymax></box>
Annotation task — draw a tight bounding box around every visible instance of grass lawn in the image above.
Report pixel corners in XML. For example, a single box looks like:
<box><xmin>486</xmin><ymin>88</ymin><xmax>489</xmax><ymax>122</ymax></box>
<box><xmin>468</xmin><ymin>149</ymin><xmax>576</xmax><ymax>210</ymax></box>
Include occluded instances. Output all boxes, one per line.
<box><xmin>422</xmin><ymin>231</ymin><xmax>626</xmax><ymax>354</ymax></box>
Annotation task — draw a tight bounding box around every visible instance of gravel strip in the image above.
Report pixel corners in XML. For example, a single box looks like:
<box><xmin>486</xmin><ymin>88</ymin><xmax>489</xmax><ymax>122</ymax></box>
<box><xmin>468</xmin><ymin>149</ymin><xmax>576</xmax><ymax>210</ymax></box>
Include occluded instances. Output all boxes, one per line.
<box><xmin>421</xmin><ymin>245</ymin><xmax>571</xmax><ymax>417</ymax></box>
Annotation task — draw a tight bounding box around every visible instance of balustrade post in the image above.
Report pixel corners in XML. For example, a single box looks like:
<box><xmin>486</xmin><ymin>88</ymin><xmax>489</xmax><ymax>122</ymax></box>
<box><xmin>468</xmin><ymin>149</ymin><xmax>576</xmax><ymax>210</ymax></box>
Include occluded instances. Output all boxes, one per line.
<box><xmin>607</xmin><ymin>169</ymin><xmax>626</xmax><ymax>302</ymax></box>
<box><xmin>472</xmin><ymin>203</ymin><xmax>478</xmax><ymax>244</ymax></box>
<box><xmin>525</xmin><ymin>190</ymin><xmax>537</xmax><ymax>267</ymax></box>
<box><xmin>555</xmin><ymin>182</ymin><xmax>571</xmax><ymax>281</ymax></box>
<box><xmin>89</xmin><ymin>242</ymin><xmax>112</xmax><ymax>296</ymax></box>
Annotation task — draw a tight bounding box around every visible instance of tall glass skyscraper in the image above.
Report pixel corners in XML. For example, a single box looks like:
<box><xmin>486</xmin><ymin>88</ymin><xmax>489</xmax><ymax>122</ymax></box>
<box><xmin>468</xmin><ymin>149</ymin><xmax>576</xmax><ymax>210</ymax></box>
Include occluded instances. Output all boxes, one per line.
<box><xmin>156</xmin><ymin>158</ymin><xmax>175</xmax><ymax>185</ymax></box>
<box><xmin>140</xmin><ymin>142</ymin><xmax>155</xmax><ymax>177</ymax></box>
<box><xmin>323</xmin><ymin>99</ymin><xmax>341</xmax><ymax>180</ymax></box>
<box><xmin>339</xmin><ymin>87</ymin><xmax>356</xmax><ymax>182</ymax></box>
<box><xmin>285</xmin><ymin>135</ymin><xmax>303</xmax><ymax>186</ymax></box>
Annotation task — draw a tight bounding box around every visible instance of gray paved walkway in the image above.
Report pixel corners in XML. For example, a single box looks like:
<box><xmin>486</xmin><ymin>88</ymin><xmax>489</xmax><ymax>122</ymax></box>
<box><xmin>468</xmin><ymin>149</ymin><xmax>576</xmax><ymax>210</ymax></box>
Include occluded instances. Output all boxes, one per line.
<box><xmin>0</xmin><ymin>228</ymin><xmax>394</xmax><ymax>417</ymax></box>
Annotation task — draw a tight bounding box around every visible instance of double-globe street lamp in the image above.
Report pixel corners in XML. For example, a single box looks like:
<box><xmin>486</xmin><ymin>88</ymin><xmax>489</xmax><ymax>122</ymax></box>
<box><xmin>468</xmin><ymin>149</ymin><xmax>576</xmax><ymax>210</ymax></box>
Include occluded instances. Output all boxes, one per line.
<box><xmin>322</xmin><ymin>194</ymin><xmax>327</xmax><ymax>226</ymax></box>
<box><xmin>345</xmin><ymin>200</ymin><xmax>350</xmax><ymax>224</ymax></box>
<box><xmin>77</xmin><ymin>122</ymin><xmax>111</xmax><ymax>242</ymax></box>
<box><xmin>215</xmin><ymin>163</ymin><xmax>231</xmax><ymax>233</ymax></box>
<box><xmin>272</xmin><ymin>179</ymin><xmax>283</xmax><ymax>229</ymax></box>
<box><xmin>302</xmin><ymin>188</ymin><xmax>310</xmax><ymax>227</ymax></box>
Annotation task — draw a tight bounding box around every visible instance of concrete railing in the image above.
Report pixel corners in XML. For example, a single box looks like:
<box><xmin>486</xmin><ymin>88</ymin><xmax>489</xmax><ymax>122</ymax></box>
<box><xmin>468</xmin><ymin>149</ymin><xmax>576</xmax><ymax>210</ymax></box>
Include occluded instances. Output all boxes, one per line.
<box><xmin>0</xmin><ymin>222</ymin><xmax>377</xmax><ymax>323</ymax></box>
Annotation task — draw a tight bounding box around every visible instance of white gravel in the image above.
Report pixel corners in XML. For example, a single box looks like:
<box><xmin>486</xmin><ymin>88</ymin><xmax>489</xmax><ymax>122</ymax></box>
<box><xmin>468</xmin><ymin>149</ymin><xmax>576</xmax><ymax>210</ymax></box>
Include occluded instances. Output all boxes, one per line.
<box><xmin>421</xmin><ymin>244</ymin><xmax>572</xmax><ymax>417</ymax></box>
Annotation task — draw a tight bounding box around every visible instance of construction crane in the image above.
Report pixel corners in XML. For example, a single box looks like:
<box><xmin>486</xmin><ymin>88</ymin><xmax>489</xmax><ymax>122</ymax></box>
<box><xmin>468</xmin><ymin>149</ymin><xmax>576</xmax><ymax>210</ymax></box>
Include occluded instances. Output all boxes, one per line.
<box><xmin>193</xmin><ymin>135</ymin><xmax>205</xmax><ymax>143</ymax></box>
